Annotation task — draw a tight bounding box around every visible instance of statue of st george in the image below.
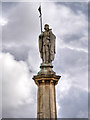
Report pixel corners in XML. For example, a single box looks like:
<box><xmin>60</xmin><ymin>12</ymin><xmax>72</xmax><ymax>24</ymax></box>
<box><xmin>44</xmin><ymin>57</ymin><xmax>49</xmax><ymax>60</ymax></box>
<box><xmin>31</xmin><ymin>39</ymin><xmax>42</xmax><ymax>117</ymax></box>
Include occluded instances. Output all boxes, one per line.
<box><xmin>39</xmin><ymin>24</ymin><xmax>56</xmax><ymax>64</ymax></box>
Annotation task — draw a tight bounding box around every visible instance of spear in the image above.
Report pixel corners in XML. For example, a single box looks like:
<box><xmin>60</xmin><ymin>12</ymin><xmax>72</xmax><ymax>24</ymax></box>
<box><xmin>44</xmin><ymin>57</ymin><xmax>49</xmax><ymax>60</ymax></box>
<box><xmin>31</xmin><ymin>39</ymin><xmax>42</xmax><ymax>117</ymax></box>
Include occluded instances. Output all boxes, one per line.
<box><xmin>38</xmin><ymin>5</ymin><xmax>43</xmax><ymax>63</ymax></box>
<box><xmin>38</xmin><ymin>5</ymin><xmax>42</xmax><ymax>33</ymax></box>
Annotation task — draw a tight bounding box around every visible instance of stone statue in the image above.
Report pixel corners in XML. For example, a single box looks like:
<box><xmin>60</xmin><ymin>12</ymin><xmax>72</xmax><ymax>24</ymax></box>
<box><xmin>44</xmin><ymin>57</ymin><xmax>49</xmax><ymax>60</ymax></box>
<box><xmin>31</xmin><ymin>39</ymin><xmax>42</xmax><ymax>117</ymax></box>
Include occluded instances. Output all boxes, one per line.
<box><xmin>39</xmin><ymin>24</ymin><xmax>56</xmax><ymax>64</ymax></box>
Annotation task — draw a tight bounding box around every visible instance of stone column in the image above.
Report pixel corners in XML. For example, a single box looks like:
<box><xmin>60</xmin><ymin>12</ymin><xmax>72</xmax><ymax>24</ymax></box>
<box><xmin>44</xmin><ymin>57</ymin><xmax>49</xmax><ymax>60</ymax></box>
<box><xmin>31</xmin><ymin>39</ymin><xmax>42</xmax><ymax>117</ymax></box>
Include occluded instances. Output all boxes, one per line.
<box><xmin>33</xmin><ymin>74</ymin><xmax>61</xmax><ymax>119</ymax></box>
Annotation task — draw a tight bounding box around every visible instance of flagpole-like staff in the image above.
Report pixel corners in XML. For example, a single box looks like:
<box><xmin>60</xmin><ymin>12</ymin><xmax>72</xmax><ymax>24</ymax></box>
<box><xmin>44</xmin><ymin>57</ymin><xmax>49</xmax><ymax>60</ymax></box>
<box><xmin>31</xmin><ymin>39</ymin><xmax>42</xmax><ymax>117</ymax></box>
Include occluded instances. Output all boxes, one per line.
<box><xmin>38</xmin><ymin>5</ymin><xmax>42</xmax><ymax>33</ymax></box>
<box><xmin>38</xmin><ymin>5</ymin><xmax>43</xmax><ymax>63</ymax></box>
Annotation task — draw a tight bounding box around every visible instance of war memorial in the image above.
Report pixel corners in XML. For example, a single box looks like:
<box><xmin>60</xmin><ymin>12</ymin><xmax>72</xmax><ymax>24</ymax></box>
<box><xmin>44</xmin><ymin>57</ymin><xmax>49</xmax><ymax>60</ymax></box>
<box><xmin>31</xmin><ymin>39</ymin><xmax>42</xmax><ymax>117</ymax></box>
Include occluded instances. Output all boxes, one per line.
<box><xmin>32</xmin><ymin>5</ymin><xmax>61</xmax><ymax>119</ymax></box>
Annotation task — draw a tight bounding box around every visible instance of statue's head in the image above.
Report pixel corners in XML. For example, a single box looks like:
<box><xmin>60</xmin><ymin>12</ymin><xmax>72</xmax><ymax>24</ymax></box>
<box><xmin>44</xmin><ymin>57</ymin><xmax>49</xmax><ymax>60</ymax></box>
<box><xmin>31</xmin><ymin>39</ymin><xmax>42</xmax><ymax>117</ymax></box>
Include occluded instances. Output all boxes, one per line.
<box><xmin>44</xmin><ymin>24</ymin><xmax>49</xmax><ymax>31</ymax></box>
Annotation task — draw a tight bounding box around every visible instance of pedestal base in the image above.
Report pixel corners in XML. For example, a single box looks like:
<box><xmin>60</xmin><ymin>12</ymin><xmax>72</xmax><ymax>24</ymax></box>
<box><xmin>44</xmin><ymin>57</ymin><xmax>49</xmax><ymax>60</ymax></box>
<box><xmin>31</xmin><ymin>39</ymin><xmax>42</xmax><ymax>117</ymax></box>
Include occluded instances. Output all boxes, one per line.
<box><xmin>33</xmin><ymin>74</ymin><xmax>61</xmax><ymax>119</ymax></box>
<box><xmin>38</xmin><ymin>63</ymin><xmax>56</xmax><ymax>75</ymax></box>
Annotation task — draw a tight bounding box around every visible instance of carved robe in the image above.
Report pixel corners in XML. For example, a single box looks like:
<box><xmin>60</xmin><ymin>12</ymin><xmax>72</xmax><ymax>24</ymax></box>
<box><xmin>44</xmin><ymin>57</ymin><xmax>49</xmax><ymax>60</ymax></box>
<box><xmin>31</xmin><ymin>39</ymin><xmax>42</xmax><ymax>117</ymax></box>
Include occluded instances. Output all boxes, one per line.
<box><xmin>39</xmin><ymin>30</ymin><xmax>56</xmax><ymax>64</ymax></box>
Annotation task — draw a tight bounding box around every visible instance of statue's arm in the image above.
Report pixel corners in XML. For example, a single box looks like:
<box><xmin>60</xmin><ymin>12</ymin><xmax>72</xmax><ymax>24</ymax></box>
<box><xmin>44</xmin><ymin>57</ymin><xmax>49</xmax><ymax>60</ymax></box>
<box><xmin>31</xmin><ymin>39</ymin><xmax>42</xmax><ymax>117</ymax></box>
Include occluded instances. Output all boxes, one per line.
<box><xmin>50</xmin><ymin>31</ymin><xmax>56</xmax><ymax>54</ymax></box>
<box><xmin>39</xmin><ymin>33</ymin><xmax>43</xmax><ymax>53</ymax></box>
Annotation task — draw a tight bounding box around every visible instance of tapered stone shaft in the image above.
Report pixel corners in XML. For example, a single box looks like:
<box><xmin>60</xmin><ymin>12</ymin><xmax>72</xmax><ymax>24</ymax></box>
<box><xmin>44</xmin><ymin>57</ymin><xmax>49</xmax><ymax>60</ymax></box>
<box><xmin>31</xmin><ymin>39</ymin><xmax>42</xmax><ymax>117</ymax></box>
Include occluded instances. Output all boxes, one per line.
<box><xmin>33</xmin><ymin>74</ymin><xmax>60</xmax><ymax>119</ymax></box>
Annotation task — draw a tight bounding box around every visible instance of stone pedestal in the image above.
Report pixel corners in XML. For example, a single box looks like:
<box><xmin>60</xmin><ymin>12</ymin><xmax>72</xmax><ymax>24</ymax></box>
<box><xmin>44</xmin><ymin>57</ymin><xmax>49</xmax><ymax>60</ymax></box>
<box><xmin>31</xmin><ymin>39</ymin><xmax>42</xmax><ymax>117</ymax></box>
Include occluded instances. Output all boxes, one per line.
<box><xmin>33</xmin><ymin>64</ymin><xmax>61</xmax><ymax>119</ymax></box>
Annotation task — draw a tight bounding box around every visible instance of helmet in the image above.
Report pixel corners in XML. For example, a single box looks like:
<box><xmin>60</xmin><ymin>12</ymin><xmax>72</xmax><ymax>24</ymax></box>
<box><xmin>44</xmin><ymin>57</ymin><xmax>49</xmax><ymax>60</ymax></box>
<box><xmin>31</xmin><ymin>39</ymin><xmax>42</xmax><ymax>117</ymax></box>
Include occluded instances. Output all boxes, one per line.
<box><xmin>44</xmin><ymin>24</ymin><xmax>49</xmax><ymax>30</ymax></box>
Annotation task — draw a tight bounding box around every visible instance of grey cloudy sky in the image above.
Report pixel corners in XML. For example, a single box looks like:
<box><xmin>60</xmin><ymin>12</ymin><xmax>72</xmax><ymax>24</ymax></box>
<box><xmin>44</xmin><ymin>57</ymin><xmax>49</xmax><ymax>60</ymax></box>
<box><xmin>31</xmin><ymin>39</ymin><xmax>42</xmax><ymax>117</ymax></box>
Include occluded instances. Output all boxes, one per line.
<box><xmin>0</xmin><ymin>1</ymin><xmax>88</xmax><ymax>119</ymax></box>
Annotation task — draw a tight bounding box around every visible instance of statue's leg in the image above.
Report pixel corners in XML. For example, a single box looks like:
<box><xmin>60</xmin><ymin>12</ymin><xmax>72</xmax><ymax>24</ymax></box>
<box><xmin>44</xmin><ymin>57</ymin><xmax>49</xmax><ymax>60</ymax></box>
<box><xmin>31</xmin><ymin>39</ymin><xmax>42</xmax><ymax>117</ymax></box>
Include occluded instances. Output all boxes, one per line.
<box><xmin>50</xmin><ymin>50</ymin><xmax>54</xmax><ymax>62</ymax></box>
<box><xmin>46</xmin><ymin>46</ymin><xmax>49</xmax><ymax>64</ymax></box>
<box><xmin>43</xmin><ymin>46</ymin><xmax>45</xmax><ymax>63</ymax></box>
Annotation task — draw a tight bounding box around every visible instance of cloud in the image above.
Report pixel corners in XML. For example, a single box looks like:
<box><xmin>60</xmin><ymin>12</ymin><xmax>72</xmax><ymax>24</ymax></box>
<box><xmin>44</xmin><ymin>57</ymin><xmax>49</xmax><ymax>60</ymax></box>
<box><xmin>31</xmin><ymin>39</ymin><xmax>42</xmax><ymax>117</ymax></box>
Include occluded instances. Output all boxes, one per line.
<box><xmin>2</xmin><ymin>2</ymin><xmax>88</xmax><ymax>60</ymax></box>
<box><xmin>55</xmin><ymin>47</ymin><xmax>88</xmax><ymax>118</ymax></box>
<box><xmin>1</xmin><ymin>2</ymin><xmax>88</xmax><ymax>118</ymax></box>
<box><xmin>2</xmin><ymin>2</ymin><xmax>41</xmax><ymax>62</ymax></box>
<box><xmin>1</xmin><ymin>52</ymin><xmax>37</xmax><ymax>118</ymax></box>
<box><xmin>2</xmin><ymin>2</ymin><xmax>40</xmax><ymax>46</ymax></box>
<box><xmin>3</xmin><ymin>45</ymin><xmax>30</xmax><ymax>61</ymax></box>
<box><xmin>57</xmin><ymin>86</ymin><xmax>88</xmax><ymax>118</ymax></box>
<box><xmin>42</xmin><ymin>3</ymin><xmax>88</xmax><ymax>53</ymax></box>
<box><xmin>1</xmin><ymin>50</ymin><xmax>88</xmax><ymax>118</ymax></box>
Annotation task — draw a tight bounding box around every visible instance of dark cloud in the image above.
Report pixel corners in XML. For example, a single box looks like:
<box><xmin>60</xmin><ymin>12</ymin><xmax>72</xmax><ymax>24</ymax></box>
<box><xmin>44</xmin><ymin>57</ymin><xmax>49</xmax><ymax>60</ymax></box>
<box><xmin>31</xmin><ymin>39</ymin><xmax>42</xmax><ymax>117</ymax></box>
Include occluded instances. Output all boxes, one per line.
<box><xmin>57</xmin><ymin>86</ymin><xmax>88</xmax><ymax>118</ymax></box>
<box><xmin>2</xmin><ymin>45</ymin><xmax>30</xmax><ymax>61</ymax></box>
<box><xmin>61</xmin><ymin>34</ymin><xmax>87</xmax><ymax>50</ymax></box>
<box><xmin>54</xmin><ymin>47</ymin><xmax>88</xmax><ymax>75</ymax></box>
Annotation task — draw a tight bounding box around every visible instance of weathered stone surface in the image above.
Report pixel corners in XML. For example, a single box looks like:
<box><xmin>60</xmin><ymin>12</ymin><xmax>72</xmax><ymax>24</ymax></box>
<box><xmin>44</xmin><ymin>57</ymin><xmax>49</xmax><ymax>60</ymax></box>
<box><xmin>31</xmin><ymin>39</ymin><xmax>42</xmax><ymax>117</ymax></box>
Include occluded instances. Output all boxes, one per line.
<box><xmin>33</xmin><ymin>74</ymin><xmax>61</xmax><ymax>86</ymax></box>
<box><xmin>39</xmin><ymin>24</ymin><xmax>56</xmax><ymax>64</ymax></box>
<box><xmin>33</xmin><ymin>23</ymin><xmax>61</xmax><ymax>119</ymax></box>
<box><xmin>38</xmin><ymin>63</ymin><xmax>56</xmax><ymax>75</ymax></box>
<box><xmin>33</xmin><ymin>74</ymin><xmax>61</xmax><ymax>119</ymax></box>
